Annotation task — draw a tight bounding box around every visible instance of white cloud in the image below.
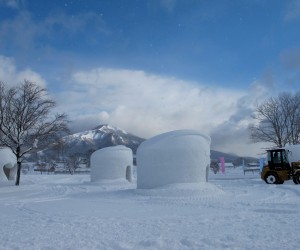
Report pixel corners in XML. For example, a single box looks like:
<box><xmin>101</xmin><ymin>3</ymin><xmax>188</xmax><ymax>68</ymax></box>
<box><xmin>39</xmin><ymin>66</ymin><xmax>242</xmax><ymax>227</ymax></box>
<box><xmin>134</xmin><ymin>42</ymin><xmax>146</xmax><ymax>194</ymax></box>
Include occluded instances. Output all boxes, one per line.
<box><xmin>43</xmin><ymin>11</ymin><xmax>107</xmax><ymax>36</ymax></box>
<box><xmin>0</xmin><ymin>11</ymin><xmax>37</xmax><ymax>49</ymax></box>
<box><xmin>279</xmin><ymin>48</ymin><xmax>300</xmax><ymax>87</ymax></box>
<box><xmin>0</xmin><ymin>57</ymin><xmax>271</xmax><ymax>157</ymax></box>
<box><xmin>284</xmin><ymin>0</ymin><xmax>300</xmax><ymax>22</ymax></box>
<box><xmin>0</xmin><ymin>55</ymin><xmax>46</xmax><ymax>87</ymax></box>
<box><xmin>68</xmin><ymin>68</ymin><xmax>243</xmax><ymax>134</ymax></box>
<box><xmin>0</xmin><ymin>0</ymin><xmax>23</xmax><ymax>9</ymax></box>
<box><xmin>0</xmin><ymin>10</ymin><xmax>107</xmax><ymax>54</ymax></box>
<box><xmin>54</xmin><ymin>67</ymin><xmax>270</xmax><ymax>157</ymax></box>
<box><xmin>0</xmin><ymin>57</ymin><xmax>269</xmax><ymax>157</ymax></box>
<box><xmin>160</xmin><ymin>0</ymin><xmax>176</xmax><ymax>12</ymax></box>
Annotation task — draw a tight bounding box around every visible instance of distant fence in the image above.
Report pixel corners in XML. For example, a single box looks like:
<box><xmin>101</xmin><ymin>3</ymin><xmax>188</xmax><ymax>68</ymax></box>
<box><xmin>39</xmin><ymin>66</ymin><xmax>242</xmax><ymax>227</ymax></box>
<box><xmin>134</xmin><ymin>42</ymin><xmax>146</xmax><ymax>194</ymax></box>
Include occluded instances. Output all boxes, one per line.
<box><xmin>55</xmin><ymin>169</ymin><xmax>90</xmax><ymax>174</ymax></box>
<box><xmin>34</xmin><ymin>168</ymin><xmax>90</xmax><ymax>175</ymax></box>
<box><xmin>34</xmin><ymin>168</ymin><xmax>55</xmax><ymax>174</ymax></box>
<box><xmin>243</xmin><ymin>166</ymin><xmax>260</xmax><ymax>175</ymax></box>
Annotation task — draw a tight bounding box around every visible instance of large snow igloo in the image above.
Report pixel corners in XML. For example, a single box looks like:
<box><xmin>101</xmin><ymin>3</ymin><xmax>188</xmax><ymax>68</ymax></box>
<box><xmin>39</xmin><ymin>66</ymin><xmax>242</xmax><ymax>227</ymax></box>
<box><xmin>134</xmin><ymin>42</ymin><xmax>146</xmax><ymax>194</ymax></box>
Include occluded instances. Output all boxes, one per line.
<box><xmin>136</xmin><ymin>130</ymin><xmax>211</xmax><ymax>189</ymax></box>
<box><xmin>0</xmin><ymin>148</ymin><xmax>17</xmax><ymax>183</ymax></box>
<box><xmin>90</xmin><ymin>145</ymin><xmax>133</xmax><ymax>182</ymax></box>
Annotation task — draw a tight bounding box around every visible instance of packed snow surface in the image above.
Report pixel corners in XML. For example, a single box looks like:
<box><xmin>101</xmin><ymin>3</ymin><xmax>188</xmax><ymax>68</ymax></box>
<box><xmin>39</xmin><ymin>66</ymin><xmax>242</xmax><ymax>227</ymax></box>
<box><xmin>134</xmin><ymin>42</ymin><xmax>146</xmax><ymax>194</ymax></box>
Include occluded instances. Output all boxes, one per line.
<box><xmin>1</xmin><ymin>168</ymin><xmax>300</xmax><ymax>250</ymax></box>
<box><xmin>137</xmin><ymin>130</ymin><xmax>211</xmax><ymax>189</ymax></box>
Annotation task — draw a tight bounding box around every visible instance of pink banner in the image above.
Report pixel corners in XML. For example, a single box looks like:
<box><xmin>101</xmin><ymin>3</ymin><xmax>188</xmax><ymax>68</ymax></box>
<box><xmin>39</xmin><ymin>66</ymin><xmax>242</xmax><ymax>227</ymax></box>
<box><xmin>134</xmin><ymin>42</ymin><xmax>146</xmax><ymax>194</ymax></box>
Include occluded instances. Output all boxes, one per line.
<box><xmin>220</xmin><ymin>157</ymin><xmax>225</xmax><ymax>174</ymax></box>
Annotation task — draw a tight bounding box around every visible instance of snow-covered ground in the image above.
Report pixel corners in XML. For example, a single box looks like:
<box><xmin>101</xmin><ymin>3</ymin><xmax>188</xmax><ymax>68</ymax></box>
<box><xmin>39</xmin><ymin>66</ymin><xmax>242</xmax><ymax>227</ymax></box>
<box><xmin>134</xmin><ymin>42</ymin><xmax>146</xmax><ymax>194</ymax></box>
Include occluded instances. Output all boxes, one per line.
<box><xmin>1</xmin><ymin>167</ymin><xmax>300</xmax><ymax>250</ymax></box>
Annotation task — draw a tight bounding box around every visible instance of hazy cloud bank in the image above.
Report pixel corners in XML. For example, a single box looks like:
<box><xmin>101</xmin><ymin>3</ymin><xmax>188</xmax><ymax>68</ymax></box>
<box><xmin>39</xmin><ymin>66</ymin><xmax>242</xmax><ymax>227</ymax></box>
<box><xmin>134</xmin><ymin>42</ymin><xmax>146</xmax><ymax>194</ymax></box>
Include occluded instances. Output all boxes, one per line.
<box><xmin>54</xmin><ymin>67</ymin><xmax>271</xmax><ymax>156</ymax></box>
<box><xmin>0</xmin><ymin>54</ymin><xmax>272</xmax><ymax>156</ymax></box>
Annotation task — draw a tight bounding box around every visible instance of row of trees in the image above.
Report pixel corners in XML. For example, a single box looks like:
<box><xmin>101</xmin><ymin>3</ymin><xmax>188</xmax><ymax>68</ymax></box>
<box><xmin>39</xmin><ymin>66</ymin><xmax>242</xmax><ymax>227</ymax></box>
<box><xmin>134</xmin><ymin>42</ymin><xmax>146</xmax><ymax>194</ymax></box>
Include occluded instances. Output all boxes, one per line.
<box><xmin>34</xmin><ymin>155</ymin><xmax>83</xmax><ymax>175</ymax></box>
<box><xmin>249</xmin><ymin>92</ymin><xmax>300</xmax><ymax>148</ymax></box>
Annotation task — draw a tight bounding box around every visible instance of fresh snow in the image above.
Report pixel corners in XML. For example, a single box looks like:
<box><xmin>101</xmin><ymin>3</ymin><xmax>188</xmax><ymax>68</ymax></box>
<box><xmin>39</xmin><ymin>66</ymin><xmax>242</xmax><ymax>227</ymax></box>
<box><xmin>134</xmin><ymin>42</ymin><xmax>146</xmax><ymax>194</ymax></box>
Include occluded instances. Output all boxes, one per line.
<box><xmin>80</xmin><ymin>132</ymin><xmax>95</xmax><ymax>141</ymax></box>
<box><xmin>1</xmin><ymin>168</ymin><xmax>300</xmax><ymax>250</ymax></box>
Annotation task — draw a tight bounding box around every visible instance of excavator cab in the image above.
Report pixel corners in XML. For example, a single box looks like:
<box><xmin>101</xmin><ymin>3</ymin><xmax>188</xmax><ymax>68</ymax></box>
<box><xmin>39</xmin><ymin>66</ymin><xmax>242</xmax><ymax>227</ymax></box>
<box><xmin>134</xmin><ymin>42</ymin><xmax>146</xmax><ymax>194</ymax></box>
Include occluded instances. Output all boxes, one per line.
<box><xmin>267</xmin><ymin>149</ymin><xmax>290</xmax><ymax>171</ymax></box>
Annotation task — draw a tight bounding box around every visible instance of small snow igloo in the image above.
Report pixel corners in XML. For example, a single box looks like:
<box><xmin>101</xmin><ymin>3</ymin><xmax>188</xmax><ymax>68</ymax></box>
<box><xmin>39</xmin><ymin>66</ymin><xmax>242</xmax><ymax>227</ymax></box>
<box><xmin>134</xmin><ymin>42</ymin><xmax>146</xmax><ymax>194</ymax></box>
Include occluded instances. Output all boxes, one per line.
<box><xmin>137</xmin><ymin>130</ymin><xmax>211</xmax><ymax>189</ymax></box>
<box><xmin>90</xmin><ymin>145</ymin><xmax>133</xmax><ymax>182</ymax></box>
<box><xmin>0</xmin><ymin>148</ymin><xmax>17</xmax><ymax>183</ymax></box>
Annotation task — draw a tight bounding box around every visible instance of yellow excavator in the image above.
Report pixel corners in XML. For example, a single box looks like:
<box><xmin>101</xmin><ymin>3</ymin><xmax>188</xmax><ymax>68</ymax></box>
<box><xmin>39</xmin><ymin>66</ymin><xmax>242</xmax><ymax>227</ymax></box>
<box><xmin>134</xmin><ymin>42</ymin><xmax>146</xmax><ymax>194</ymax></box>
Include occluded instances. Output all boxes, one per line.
<box><xmin>261</xmin><ymin>146</ymin><xmax>300</xmax><ymax>184</ymax></box>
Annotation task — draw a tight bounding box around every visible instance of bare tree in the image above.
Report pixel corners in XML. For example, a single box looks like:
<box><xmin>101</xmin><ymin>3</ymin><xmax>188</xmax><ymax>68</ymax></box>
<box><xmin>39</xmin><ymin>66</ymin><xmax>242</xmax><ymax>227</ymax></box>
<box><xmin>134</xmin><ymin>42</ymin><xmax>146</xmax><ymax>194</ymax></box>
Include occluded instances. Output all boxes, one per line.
<box><xmin>66</xmin><ymin>153</ymin><xmax>81</xmax><ymax>174</ymax></box>
<box><xmin>0</xmin><ymin>80</ymin><xmax>69</xmax><ymax>185</ymax></box>
<box><xmin>52</xmin><ymin>137</ymin><xmax>67</xmax><ymax>161</ymax></box>
<box><xmin>249</xmin><ymin>92</ymin><xmax>300</xmax><ymax>148</ymax></box>
<box><xmin>279</xmin><ymin>92</ymin><xmax>300</xmax><ymax>144</ymax></box>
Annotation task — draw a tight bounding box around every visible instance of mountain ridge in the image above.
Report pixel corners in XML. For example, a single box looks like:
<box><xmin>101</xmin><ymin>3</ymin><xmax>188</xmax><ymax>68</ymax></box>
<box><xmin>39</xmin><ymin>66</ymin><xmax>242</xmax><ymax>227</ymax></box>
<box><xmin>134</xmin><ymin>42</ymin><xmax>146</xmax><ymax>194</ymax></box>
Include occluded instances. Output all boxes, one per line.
<box><xmin>36</xmin><ymin>124</ymin><xmax>257</xmax><ymax>164</ymax></box>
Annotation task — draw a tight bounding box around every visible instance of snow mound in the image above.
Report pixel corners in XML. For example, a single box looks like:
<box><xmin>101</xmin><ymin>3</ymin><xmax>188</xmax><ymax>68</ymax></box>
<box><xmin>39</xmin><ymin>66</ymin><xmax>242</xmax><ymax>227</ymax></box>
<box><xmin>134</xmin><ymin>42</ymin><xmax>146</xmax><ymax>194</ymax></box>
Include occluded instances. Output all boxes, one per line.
<box><xmin>285</xmin><ymin>144</ymin><xmax>300</xmax><ymax>163</ymax></box>
<box><xmin>91</xmin><ymin>145</ymin><xmax>133</xmax><ymax>182</ymax></box>
<box><xmin>137</xmin><ymin>130</ymin><xmax>211</xmax><ymax>189</ymax></box>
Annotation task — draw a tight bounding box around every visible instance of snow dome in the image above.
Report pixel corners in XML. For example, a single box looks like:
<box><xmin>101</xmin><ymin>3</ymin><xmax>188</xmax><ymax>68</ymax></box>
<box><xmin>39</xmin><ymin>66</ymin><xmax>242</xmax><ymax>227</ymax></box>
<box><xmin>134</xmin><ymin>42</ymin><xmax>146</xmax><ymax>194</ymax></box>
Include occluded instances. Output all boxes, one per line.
<box><xmin>0</xmin><ymin>148</ymin><xmax>17</xmax><ymax>183</ymax></box>
<box><xmin>136</xmin><ymin>130</ymin><xmax>211</xmax><ymax>189</ymax></box>
<box><xmin>284</xmin><ymin>144</ymin><xmax>300</xmax><ymax>163</ymax></box>
<box><xmin>90</xmin><ymin>145</ymin><xmax>133</xmax><ymax>182</ymax></box>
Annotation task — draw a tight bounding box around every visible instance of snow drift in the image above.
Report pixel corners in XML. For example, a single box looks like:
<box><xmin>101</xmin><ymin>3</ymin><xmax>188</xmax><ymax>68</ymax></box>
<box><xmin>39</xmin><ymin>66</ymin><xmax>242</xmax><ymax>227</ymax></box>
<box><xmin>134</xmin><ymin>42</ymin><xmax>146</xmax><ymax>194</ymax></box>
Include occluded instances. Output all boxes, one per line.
<box><xmin>136</xmin><ymin>130</ymin><xmax>211</xmax><ymax>189</ymax></box>
<box><xmin>90</xmin><ymin>145</ymin><xmax>133</xmax><ymax>182</ymax></box>
<box><xmin>0</xmin><ymin>148</ymin><xmax>17</xmax><ymax>183</ymax></box>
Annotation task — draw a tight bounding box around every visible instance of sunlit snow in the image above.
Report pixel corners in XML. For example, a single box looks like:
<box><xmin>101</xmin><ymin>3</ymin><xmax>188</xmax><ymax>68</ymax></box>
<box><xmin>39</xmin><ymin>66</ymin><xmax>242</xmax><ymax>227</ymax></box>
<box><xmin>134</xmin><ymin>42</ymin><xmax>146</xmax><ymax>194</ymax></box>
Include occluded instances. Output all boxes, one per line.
<box><xmin>1</xmin><ymin>169</ymin><xmax>299</xmax><ymax>250</ymax></box>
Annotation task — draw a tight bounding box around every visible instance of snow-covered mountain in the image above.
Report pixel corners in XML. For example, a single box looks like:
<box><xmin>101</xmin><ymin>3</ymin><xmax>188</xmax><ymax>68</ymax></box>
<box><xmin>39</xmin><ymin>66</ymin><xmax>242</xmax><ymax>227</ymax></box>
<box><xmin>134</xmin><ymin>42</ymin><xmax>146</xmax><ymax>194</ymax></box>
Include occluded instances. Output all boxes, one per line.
<box><xmin>63</xmin><ymin>124</ymin><xmax>145</xmax><ymax>154</ymax></box>
<box><xmin>35</xmin><ymin>124</ymin><xmax>145</xmax><ymax>161</ymax></box>
<box><xmin>36</xmin><ymin>124</ymin><xmax>257</xmax><ymax>164</ymax></box>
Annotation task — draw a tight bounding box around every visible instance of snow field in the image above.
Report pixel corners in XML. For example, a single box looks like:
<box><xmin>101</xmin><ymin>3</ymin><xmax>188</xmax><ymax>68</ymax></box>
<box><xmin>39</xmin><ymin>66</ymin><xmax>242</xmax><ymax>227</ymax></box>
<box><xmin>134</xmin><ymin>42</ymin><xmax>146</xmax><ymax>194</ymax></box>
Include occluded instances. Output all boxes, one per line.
<box><xmin>1</xmin><ymin>169</ymin><xmax>300</xmax><ymax>250</ymax></box>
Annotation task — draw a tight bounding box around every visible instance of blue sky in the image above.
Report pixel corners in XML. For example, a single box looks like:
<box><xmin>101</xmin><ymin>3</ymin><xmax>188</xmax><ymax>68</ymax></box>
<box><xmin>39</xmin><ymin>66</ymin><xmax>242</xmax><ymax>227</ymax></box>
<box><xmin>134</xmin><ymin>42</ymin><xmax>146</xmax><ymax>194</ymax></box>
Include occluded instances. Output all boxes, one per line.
<box><xmin>0</xmin><ymin>0</ymin><xmax>300</xmax><ymax>157</ymax></box>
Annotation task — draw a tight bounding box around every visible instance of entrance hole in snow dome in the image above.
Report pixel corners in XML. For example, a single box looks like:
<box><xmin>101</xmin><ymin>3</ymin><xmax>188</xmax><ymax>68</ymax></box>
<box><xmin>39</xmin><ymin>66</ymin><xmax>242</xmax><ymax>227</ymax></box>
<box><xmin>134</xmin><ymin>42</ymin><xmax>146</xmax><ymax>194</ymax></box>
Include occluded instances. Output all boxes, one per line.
<box><xmin>3</xmin><ymin>163</ymin><xmax>17</xmax><ymax>180</ymax></box>
<box><xmin>126</xmin><ymin>165</ymin><xmax>132</xmax><ymax>182</ymax></box>
<box><xmin>0</xmin><ymin>148</ymin><xmax>17</xmax><ymax>182</ymax></box>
